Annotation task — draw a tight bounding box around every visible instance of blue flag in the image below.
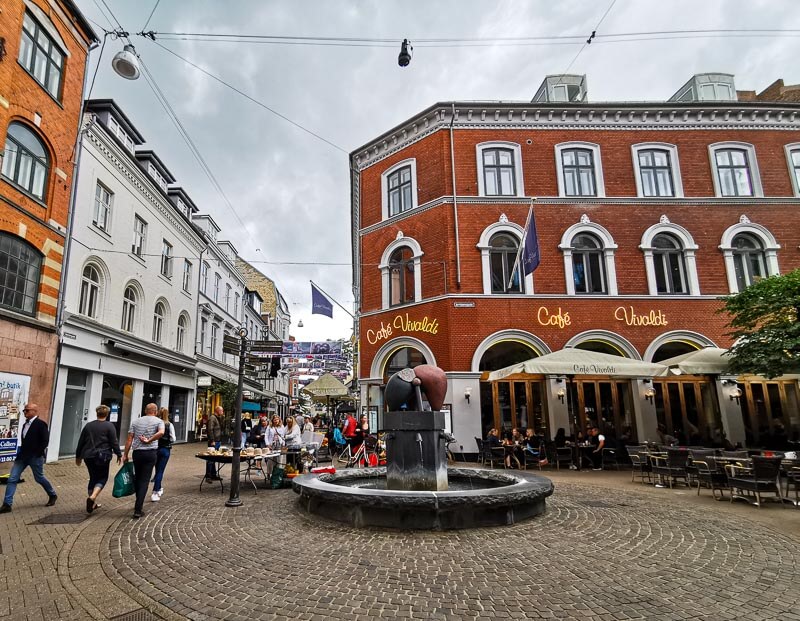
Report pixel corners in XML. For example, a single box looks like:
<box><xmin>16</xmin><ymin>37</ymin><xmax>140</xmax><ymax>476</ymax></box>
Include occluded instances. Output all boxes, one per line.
<box><xmin>311</xmin><ymin>282</ymin><xmax>333</xmax><ymax>318</ymax></box>
<box><xmin>521</xmin><ymin>209</ymin><xmax>540</xmax><ymax>275</ymax></box>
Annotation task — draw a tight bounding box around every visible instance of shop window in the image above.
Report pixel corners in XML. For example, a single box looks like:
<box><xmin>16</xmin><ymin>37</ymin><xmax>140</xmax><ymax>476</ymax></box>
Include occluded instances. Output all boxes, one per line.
<box><xmin>0</xmin><ymin>232</ymin><xmax>42</xmax><ymax>316</ymax></box>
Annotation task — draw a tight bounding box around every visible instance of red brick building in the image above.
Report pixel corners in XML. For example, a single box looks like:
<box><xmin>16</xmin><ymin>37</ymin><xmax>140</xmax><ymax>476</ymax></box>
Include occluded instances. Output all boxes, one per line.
<box><xmin>0</xmin><ymin>1</ymin><xmax>97</xmax><ymax>428</ymax></box>
<box><xmin>350</xmin><ymin>73</ymin><xmax>800</xmax><ymax>452</ymax></box>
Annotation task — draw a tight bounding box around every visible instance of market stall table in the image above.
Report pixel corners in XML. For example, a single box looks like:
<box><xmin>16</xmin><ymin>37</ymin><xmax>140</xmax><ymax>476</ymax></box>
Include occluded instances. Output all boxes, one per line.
<box><xmin>195</xmin><ymin>453</ymin><xmax>277</xmax><ymax>494</ymax></box>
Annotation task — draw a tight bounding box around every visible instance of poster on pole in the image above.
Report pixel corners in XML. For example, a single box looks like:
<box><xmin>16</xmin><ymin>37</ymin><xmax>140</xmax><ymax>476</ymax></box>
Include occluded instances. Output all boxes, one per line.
<box><xmin>0</xmin><ymin>371</ymin><xmax>31</xmax><ymax>463</ymax></box>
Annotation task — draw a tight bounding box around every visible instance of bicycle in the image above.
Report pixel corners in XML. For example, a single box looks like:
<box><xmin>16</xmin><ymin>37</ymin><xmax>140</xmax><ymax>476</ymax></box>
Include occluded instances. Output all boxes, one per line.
<box><xmin>338</xmin><ymin>435</ymin><xmax>379</xmax><ymax>468</ymax></box>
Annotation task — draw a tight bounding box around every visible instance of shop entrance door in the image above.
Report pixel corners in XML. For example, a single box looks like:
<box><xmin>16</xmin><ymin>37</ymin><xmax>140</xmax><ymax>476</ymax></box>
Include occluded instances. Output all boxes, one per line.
<box><xmin>169</xmin><ymin>388</ymin><xmax>189</xmax><ymax>442</ymax></box>
<box><xmin>58</xmin><ymin>369</ymin><xmax>87</xmax><ymax>458</ymax></box>
<box><xmin>489</xmin><ymin>378</ymin><xmax>549</xmax><ymax>437</ymax></box>
<box><xmin>101</xmin><ymin>376</ymin><xmax>133</xmax><ymax>440</ymax></box>
<box><xmin>570</xmin><ymin>379</ymin><xmax>636</xmax><ymax>442</ymax></box>
<box><xmin>652</xmin><ymin>378</ymin><xmax>720</xmax><ymax>444</ymax></box>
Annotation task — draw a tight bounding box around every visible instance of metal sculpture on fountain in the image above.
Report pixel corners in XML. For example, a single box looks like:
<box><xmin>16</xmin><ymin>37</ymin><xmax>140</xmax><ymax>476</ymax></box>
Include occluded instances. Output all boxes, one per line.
<box><xmin>383</xmin><ymin>364</ymin><xmax>449</xmax><ymax>491</ymax></box>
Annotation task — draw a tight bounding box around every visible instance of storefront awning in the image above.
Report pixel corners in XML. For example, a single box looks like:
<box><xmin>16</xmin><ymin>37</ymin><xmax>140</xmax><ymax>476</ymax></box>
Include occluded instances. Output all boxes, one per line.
<box><xmin>657</xmin><ymin>347</ymin><xmax>732</xmax><ymax>375</ymax></box>
<box><xmin>242</xmin><ymin>401</ymin><xmax>261</xmax><ymax>412</ymax></box>
<box><xmin>488</xmin><ymin>348</ymin><xmax>667</xmax><ymax>381</ymax></box>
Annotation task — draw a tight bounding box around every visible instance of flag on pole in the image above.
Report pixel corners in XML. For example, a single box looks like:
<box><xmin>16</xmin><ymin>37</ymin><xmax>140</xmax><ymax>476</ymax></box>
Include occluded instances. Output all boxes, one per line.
<box><xmin>521</xmin><ymin>207</ymin><xmax>540</xmax><ymax>276</ymax></box>
<box><xmin>311</xmin><ymin>282</ymin><xmax>334</xmax><ymax>318</ymax></box>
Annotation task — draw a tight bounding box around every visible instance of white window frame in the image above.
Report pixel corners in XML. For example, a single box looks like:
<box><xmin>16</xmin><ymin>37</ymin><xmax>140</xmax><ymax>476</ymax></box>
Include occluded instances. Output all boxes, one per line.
<box><xmin>631</xmin><ymin>143</ymin><xmax>684</xmax><ymax>198</ymax></box>
<box><xmin>200</xmin><ymin>262</ymin><xmax>209</xmax><ymax>294</ymax></box>
<box><xmin>225</xmin><ymin>284</ymin><xmax>232</xmax><ymax>312</ymax></box>
<box><xmin>213</xmin><ymin>273</ymin><xmax>221</xmax><ymax>303</ymax></box>
<box><xmin>121</xmin><ymin>283</ymin><xmax>138</xmax><ymax>333</ymax></box>
<box><xmin>182</xmin><ymin>259</ymin><xmax>192</xmax><ymax>292</ymax></box>
<box><xmin>210</xmin><ymin>323</ymin><xmax>219</xmax><ymax>359</ymax></box>
<box><xmin>380</xmin><ymin>159</ymin><xmax>418</xmax><ymax>221</ymax></box>
<box><xmin>200</xmin><ymin>317</ymin><xmax>208</xmax><ymax>355</ymax></box>
<box><xmin>234</xmin><ymin>292</ymin><xmax>240</xmax><ymax>318</ymax></box>
<box><xmin>719</xmin><ymin>221</ymin><xmax>780</xmax><ymax>293</ymax></box>
<box><xmin>160</xmin><ymin>240</ymin><xmax>173</xmax><ymax>278</ymax></box>
<box><xmin>378</xmin><ymin>236</ymin><xmax>423</xmax><ymax>310</ymax></box>
<box><xmin>783</xmin><ymin>143</ymin><xmax>800</xmax><ymax>197</ymax></box>
<box><xmin>177</xmin><ymin>314</ymin><xmax>188</xmax><ymax>353</ymax></box>
<box><xmin>152</xmin><ymin>302</ymin><xmax>166</xmax><ymax>343</ymax></box>
<box><xmin>559</xmin><ymin>220</ymin><xmax>618</xmax><ymax>295</ymax></box>
<box><xmin>640</xmin><ymin>221</ymin><xmax>700</xmax><ymax>295</ymax></box>
<box><xmin>78</xmin><ymin>264</ymin><xmax>102</xmax><ymax>318</ymax></box>
<box><xmin>93</xmin><ymin>182</ymin><xmax>113</xmax><ymax>231</ymax></box>
<box><xmin>477</xmin><ymin>221</ymin><xmax>534</xmax><ymax>295</ymax></box>
<box><xmin>555</xmin><ymin>142</ymin><xmax>605</xmax><ymax>198</ymax></box>
<box><xmin>476</xmin><ymin>142</ymin><xmax>525</xmax><ymax>198</ymax></box>
<box><xmin>708</xmin><ymin>142</ymin><xmax>763</xmax><ymax>198</ymax></box>
<box><xmin>132</xmin><ymin>215</ymin><xmax>147</xmax><ymax>258</ymax></box>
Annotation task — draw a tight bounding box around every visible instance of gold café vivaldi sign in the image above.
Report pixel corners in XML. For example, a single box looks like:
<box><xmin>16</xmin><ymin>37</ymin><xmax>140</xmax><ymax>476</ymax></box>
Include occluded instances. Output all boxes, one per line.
<box><xmin>366</xmin><ymin>313</ymin><xmax>439</xmax><ymax>345</ymax></box>
<box><xmin>367</xmin><ymin>305</ymin><xmax>667</xmax><ymax>345</ymax></box>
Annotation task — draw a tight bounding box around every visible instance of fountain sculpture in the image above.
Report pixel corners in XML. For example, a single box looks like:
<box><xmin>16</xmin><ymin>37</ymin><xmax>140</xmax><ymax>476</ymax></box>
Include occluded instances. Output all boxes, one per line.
<box><xmin>293</xmin><ymin>366</ymin><xmax>553</xmax><ymax>529</ymax></box>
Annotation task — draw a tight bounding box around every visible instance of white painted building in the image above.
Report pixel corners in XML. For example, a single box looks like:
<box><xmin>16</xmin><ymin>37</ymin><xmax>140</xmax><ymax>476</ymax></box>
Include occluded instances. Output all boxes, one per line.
<box><xmin>49</xmin><ymin>99</ymin><xmax>205</xmax><ymax>459</ymax></box>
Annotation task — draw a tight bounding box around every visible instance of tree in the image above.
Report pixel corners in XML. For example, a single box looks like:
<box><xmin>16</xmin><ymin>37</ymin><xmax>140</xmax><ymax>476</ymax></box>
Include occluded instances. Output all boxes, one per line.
<box><xmin>720</xmin><ymin>269</ymin><xmax>800</xmax><ymax>378</ymax></box>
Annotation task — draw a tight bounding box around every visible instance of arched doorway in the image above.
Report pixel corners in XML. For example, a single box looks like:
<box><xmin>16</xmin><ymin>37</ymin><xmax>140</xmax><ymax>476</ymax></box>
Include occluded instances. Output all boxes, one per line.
<box><xmin>479</xmin><ymin>341</ymin><xmax>548</xmax><ymax>438</ymax></box>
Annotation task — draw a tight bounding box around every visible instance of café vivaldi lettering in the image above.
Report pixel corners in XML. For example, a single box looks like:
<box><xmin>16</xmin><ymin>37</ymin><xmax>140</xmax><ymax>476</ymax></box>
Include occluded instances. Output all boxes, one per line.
<box><xmin>614</xmin><ymin>306</ymin><xmax>668</xmax><ymax>327</ymax></box>
<box><xmin>366</xmin><ymin>313</ymin><xmax>439</xmax><ymax>345</ymax></box>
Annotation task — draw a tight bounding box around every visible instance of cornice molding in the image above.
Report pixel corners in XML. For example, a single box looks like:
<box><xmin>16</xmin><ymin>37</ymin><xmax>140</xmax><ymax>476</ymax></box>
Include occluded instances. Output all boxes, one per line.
<box><xmin>351</xmin><ymin>103</ymin><xmax>800</xmax><ymax>171</ymax></box>
<box><xmin>85</xmin><ymin>124</ymin><xmax>206</xmax><ymax>253</ymax></box>
<box><xmin>358</xmin><ymin>195</ymin><xmax>800</xmax><ymax>236</ymax></box>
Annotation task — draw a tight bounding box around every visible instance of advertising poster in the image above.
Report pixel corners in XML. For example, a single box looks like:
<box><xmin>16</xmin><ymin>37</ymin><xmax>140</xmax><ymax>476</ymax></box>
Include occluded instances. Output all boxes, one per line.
<box><xmin>282</xmin><ymin>341</ymin><xmax>344</xmax><ymax>356</ymax></box>
<box><xmin>0</xmin><ymin>371</ymin><xmax>31</xmax><ymax>463</ymax></box>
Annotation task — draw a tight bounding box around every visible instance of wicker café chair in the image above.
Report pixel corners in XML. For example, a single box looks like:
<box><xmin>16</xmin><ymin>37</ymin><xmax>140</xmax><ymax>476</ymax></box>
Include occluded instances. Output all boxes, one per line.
<box><xmin>687</xmin><ymin>449</ymin><xmax>717</xmax><ymax>487</ymax></box>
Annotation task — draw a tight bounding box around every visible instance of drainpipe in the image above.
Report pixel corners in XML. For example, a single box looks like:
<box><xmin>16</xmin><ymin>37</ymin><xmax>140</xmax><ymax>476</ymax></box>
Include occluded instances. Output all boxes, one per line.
<box><xmin>449</xmin><ymin>104</ymin><xmax>461</xmax><ymax>288</ymax></box>
<box><xmin>48</xmin><ymin>36</ymin><xmax>98</xmax><ymax>439</ymax></box>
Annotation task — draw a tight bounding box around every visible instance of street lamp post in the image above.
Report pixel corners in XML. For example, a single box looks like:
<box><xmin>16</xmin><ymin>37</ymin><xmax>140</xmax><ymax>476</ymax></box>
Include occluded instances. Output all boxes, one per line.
<box><xmin>225</xmin><ymin>326</ymin><xmax>248</xmax><ymax>507</ymax></box>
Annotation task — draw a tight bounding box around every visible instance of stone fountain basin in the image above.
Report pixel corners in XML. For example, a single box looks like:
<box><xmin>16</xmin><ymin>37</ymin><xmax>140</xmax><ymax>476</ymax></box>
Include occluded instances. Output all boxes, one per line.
<box><xmin>292</xmin><ymin>467</ymin><xmax>554</xmax><ymax>530</ymax></box>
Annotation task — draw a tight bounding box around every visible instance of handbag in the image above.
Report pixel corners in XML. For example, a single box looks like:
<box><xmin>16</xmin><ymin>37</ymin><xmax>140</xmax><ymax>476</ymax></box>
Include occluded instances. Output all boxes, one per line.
<box><xmin>112</xmin><ymin>462</ymin><xmax>135</xmax><ymax>497</ymax></box>
<box><xmin>88</xmin><ymin>424</ymin><xmax>113</xmax><ymax>463</ymax></box>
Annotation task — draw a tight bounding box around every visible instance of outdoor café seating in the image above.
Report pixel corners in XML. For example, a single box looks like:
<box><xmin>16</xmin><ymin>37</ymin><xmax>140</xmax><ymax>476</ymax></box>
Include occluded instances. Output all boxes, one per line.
<box><xmin>687</xmin><ymin>449</ymin><xmax>717</xmax><ymax>487</ymax></box>
<box><xmin>693</xmin><ymin>455</ymin><xmax>729</xmax><ymax>500</ymax></box>
<box><xmin>726</xmin><ymin>456</ymin><xmax>784</xmax><ymax>508</ymax></box>
<box><xmin>601</xmin><ymin>447</ymin><xmax>620</xmax><ymax>470</ymax></box>
<box><xmin>626</xmin><ymin>445</ymin><xmax>652</xmax><ymax>484</ymax></box>
<box><xmin>787</xmin><ymin>467</ymin><xmax>800</xmax><ymax>508</ymax></box>
<box><xmin>650</xmin><ymin>448</ymin><xmax>689</xmax><ymax>488</ymax></box>
<box><xmin>475</xmin><ymin>438</ymin><xmax>503</xmax><ymax>469</ymax></box>
<box><xmin>553</xmin><ymin>446</ymin><xmax>574</xmax><ymax>470</ymax></box>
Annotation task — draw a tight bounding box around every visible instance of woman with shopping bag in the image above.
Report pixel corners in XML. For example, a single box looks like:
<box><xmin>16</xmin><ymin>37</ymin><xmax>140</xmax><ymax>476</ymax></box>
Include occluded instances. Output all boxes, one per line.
<box><xmin>75</xmin><ymin>405</ymin><xmax>122</xmax><ymax>513</ymax></box>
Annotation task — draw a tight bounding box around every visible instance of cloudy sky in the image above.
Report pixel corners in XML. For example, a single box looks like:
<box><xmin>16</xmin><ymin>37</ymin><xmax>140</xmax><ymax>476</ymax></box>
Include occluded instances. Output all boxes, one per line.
<box><xmin>77</xmin><ymin>0</ymin><xmax>800</xmax><ymax>341</ymax></box>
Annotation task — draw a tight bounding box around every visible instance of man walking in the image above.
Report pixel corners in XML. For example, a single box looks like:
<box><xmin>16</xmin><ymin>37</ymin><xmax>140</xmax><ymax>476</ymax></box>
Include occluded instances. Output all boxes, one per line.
<box><xmin>123</xmin><ymin>403</ymin><xmax>164</xmax><ymax>519</ymax></box>
<box><xmin>205</xmin><ymin>406</ymin><xmax>222</xmax><ymax>482</ymax></box>
<box><xmin>1</xmin><ymin>403</ymin><xmax>57</xmax><ymax>512</ymax></box>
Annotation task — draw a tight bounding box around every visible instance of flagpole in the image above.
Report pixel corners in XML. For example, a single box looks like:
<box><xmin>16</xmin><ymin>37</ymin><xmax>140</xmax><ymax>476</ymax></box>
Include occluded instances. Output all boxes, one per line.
<box><xmin>310</xmin><ymin>280</ymin><xmax>354</xmax><ymax>318</ymax></box>
<box><xmin>507</xmin><ymin>199</ymin><xmax>535</xmax><ymax>291</ymax></box>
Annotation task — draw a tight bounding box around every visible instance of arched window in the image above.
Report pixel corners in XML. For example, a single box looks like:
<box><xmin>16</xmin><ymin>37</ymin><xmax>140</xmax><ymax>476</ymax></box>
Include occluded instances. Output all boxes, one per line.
<box><xmin>652</xmin><ymin>234</ymin><xmax>688</xmax><ymax>294</ymax></box>
<box><xmin>383</xmin><ymin>347</ymin><xmax>426</xmax><ymax>382</ymax></box>
<box><xmin>176</xmin><ymin>314</ymin><xmax>188</xmax><ymax>352</ymax></box>
<box><xmin>571</xmin><ymin>233</ymin><xmax>606</xmax><ymax>294</ymax></box>
<box><xmin>388</xmin><ymin>246</ymin><xmax>415</xmax><ymax>307</ymax></box>
<box><xmin>489</xmin><ymin>233</ymin><xmax>521</xmax><ymax>293</ymax></box>
<box><xmin>732</xmin><ymin>233</ymin><xmax>767</xmax><ymax>290</ymax></box>
<box><xmin>152</xmin><ymin>302</ymin><xmax>165</xmax><ymax>343</ymax></box>
<box><xmin>1</xmin><ymin>122</ymin><xmax>49</xmax><ymax>200</ymax></box>
<box><xmin>79</xmin><ymin>265</ymin><xmax>101</xmax><ymax>317</ymax></box>
<box><xmin>121</xmin><ymin>285</ymin><xmax>137</xmax><ymax>332</ymax></box>
<box><xmin>0</xmin><ymin>232</ymin><xmax>42</xmax><ymax>316</ymax></box>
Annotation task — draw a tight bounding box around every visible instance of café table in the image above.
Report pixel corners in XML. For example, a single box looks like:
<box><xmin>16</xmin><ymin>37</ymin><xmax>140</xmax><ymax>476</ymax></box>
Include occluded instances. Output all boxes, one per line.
<box><xmin>569</xmin><ymin>444</ymin><xmax>597</xmax><ymax>470</ymax></box>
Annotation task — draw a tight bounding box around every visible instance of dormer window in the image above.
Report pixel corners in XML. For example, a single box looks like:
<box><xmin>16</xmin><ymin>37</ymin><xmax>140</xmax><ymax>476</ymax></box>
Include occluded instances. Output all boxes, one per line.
<box><xmin>176</xmin><ymin>197</ymin><xmax>187</xmax><ymax>216</ymax></box>
<box><xmin>147</xmin><ymin>162</ymin><xmax>168</xmax><ymax>192</ymax></box>
<box><xmin>699</xmin><ymin>82</ymin><xmax>733</xmax><ymax>101</ymax></box>
<box><xmin>106</xmin><ymin>116</ymin><xmax>134</xmax><ymax>153</ymax></box>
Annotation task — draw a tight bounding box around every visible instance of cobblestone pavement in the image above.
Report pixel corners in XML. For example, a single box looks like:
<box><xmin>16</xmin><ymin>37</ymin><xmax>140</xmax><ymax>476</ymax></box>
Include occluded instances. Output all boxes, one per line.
<box><xmin>1</xmin><ymin>444</ymin><xmax>799</xmax><ymax>620</ymax></box>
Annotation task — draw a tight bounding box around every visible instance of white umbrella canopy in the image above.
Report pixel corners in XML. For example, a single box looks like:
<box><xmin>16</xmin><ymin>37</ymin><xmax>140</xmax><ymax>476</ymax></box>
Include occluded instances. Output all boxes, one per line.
<box><xmin>657</xmin><ymin>347</ymin><xmax>732</xmax><ymax>375</ymax></box>
<box><xmin>487</xmin><ymin>348</ymin><xmax>667</xmax><ymax>381</ymax></box>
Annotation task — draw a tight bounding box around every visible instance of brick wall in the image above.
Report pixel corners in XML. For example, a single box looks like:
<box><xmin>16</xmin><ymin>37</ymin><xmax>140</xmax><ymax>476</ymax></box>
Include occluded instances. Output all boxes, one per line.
<box><xmin>355</xmin><ymin>118</ymin><xmax>800</xmax><ymax>376</ymax></box>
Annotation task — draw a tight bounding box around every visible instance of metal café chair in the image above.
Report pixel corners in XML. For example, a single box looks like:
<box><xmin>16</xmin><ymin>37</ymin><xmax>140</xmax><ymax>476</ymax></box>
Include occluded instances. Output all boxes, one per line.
<box><xmin>787</xmin><ymin>467</ymin><xmax>800</xmax><ymax>508</ymax></box>
<box><xmin>726</xmin><ymin>456</ymin><xmax>784</xmax><ymax>508</ymax></box>
<box><xmin>694</xmin><ymin>455</ymin><xmax>729</xmax><ymax>500</ymax></box>
<box><xmin>554</xmin><ymin>446</ymin><xmax>575</xmax><ymax>470</ymax></box>
<box><xmin>601</xmin><ymin>447</ymin><xmax>620</xmax><ymax>470</ymax></box>
<box><xmin>650</xmin><ymin>448</ymin><xmax>690</xmax><ymax>488</ymax></box>
<box><xmin>627</xmin><ymin>445</ymin><xmax>652</xmax><ymax>484</ymax></box>
<box><xmin>687</xmin><ymin>449</ymin><xmax>717</xmax><ymax>487</ymax></box>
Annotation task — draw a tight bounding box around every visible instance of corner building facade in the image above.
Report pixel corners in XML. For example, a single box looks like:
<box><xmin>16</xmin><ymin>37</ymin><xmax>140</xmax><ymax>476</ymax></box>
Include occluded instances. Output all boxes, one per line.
<box><xmin>0</xmin><ymin>1</ymin><xmax>96</xmax><ymax>433</ymax></box>
<box><xmin>351</xmin><ymin>73</ymin><xmax>800</xmax><ymax>454</ymax></box>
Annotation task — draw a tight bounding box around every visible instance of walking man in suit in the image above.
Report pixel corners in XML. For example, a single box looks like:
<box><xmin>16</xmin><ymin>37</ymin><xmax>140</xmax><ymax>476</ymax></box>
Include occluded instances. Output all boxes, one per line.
<box><xmin>1</xmin><ymin>403</ymin><xmax>58</xmax><ymax>513</ymax></box>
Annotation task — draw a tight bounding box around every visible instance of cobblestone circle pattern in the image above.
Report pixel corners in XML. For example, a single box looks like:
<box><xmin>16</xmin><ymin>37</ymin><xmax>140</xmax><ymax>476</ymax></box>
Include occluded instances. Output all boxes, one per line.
<box><xmin>106</xmin><ymin>481</ymin><xmax>800</xmax><ymax>620</ymax></box>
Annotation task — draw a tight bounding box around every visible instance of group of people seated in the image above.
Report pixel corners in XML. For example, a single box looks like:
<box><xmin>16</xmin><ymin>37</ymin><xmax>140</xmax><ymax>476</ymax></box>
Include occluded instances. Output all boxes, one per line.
<box><xmin>485</xmin><ymin>427</ymin><xmax>548</xmax><ymax>468</ymax></box>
